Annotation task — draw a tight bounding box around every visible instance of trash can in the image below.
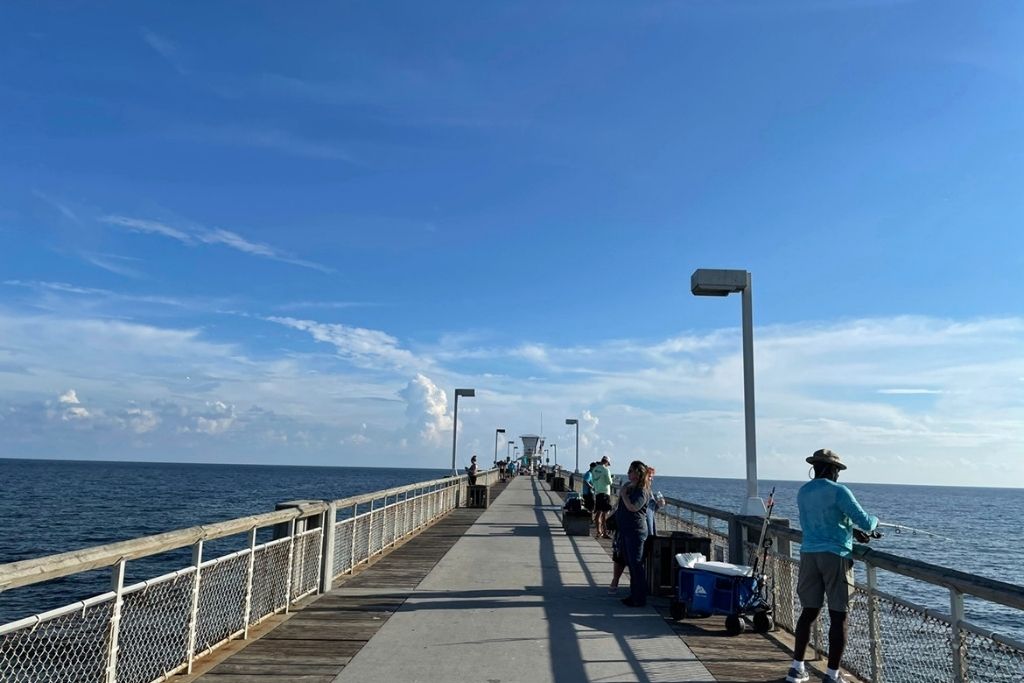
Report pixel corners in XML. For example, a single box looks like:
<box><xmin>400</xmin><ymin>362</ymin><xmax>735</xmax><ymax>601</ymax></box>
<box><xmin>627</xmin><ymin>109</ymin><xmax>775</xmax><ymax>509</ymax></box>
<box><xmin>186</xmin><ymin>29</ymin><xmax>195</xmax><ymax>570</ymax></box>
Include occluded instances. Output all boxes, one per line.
<box><xmin>646</xmin><ymin>531</ymin><xmax>712</xmax><ymax>596</ymax></box>
<box><xmin>552</xmin><ymin>476</ymin><xmax>566</xmax><ymax>492</ymax></box>
<box><xmin>467</xmin><ymin>484</ymin><xmax>489</xmax><ymax>508</ymax></box>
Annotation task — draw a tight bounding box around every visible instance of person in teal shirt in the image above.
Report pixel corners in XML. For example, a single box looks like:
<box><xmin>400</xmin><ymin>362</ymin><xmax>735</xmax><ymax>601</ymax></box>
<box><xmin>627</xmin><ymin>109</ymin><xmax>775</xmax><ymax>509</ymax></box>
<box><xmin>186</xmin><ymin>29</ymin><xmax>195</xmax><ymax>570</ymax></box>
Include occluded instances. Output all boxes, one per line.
<box><xmin>786</xmin><ymin>449</ymin><xmax>878</xmax><ymax>683</ymax></box>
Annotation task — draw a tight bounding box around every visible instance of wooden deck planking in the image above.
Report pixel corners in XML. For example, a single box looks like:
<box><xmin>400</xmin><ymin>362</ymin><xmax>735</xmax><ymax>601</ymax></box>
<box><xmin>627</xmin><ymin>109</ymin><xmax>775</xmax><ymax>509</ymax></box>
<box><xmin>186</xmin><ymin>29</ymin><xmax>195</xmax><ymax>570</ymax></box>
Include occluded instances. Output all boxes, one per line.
<box><xmin>176</xmin><ymin>479</ymin><xmax>509</xmax><ymax>682</ymax></box>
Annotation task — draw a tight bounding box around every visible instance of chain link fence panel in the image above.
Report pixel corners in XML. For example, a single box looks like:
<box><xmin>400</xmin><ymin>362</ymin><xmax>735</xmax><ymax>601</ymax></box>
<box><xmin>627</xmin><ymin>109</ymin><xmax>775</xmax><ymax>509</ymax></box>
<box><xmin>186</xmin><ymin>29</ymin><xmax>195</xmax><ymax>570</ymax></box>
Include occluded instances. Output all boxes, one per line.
<box><xmin>116</xmin><ymin>570</ymin><xmax>193</xmax><ymax>683</ymax></box>
<box><xmin>0</xmin><ymin>598</ymin><xmax>113</xmax><ymax>683</ymax></box>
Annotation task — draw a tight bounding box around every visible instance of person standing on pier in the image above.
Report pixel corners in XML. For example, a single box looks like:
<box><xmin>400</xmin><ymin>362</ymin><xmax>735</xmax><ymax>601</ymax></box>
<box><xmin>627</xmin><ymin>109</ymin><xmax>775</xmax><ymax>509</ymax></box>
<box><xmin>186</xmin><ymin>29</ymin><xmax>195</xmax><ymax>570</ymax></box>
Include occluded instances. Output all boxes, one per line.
<box><xmin>614</xmin><ymin>460</ymin><xmax>653</xmax><ymax>607</ymax></box>
<box><xmin>582</xmin><ymin>461</ymin><xmax>597</xmax><ymax>512</ymax></box>
<box><xmin>467</xmin><ymin>455</ymin><xmax>479</xmax><ymax>486</ymax></box>
<box><xmin>786</xmin><ymin>449</ymin><xmax>879</xmax><ymax>683</ymax></box>
<box><xmin>591</xmin><ymin>456</ymin><xmax>613</xmax><ymax>539</ymax></box>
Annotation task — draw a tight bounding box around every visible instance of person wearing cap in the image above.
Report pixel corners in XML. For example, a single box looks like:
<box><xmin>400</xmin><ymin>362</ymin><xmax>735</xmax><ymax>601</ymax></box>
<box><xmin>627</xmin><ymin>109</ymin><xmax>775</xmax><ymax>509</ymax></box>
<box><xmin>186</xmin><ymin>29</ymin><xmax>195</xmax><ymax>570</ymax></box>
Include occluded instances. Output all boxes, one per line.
<box><xmin>590</xmin><ymin>456</ymin><xmax>613</xmax><ymax>539</ymax></box>
<box><xmin>467</xmin><ymin>455</ymin><xmax>478</xmax><ymax>486</ymax></box>
<box><xmin>786</xmin><ymin>449</ymin><xmax>878</xmax><ymax>683</ymax></box>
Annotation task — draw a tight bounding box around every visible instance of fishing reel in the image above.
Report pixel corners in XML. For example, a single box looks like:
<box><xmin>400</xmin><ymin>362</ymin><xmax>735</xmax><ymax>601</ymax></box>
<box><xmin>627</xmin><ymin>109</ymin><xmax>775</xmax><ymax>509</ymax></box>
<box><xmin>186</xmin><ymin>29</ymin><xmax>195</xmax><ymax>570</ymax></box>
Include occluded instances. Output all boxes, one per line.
<box><xmin>853</xmin><ymin>529</ymin><xmax>884</xmax><ymax>544</ymax></box>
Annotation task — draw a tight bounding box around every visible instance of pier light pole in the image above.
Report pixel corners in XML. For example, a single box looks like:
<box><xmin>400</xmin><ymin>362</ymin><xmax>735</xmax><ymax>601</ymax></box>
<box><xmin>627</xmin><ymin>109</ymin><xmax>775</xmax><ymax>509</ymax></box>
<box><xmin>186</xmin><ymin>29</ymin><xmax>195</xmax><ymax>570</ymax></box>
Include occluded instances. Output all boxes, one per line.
<box><xmin>450</xmin><ymin>388</ymin><xmax>475</xmax><ymax>476</ymax></box>
<box><xmin>507</xmin><ymin>440</ymin><xmax>514</xmax><ymax>462</ymax></box>
<box><xmin>544</xmin><ymin>448</ymin><xmax>549</xmax><ymax>466</ymax></box>
<box><xmin>494</xmin><ymin>428</ymin><xmax>505</xmax><ymax>467</ymax></box>
<box><xmin>565</xmin><ymin>418</ymin><xmax>579</xmax><ymax>473</ymax></box>
<box><xmin>691</xmin><ymin>268</ymin><xmax>766</xmax><ymax>516</ymax></box>
<box><xmin>551</xmin><ymin>443</ymin><xmax>557</xmax><ymax>467</ymax></box>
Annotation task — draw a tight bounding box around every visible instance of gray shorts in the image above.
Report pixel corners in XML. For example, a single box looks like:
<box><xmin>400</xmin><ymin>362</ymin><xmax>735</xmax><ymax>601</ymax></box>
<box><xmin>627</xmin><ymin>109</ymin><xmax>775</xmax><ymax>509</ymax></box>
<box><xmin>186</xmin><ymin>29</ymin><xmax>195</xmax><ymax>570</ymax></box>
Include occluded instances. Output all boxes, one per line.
<box><xmin>797</xmin><ymin>552</ymin><xmax>855</xmax><ymax>612</ymax></box>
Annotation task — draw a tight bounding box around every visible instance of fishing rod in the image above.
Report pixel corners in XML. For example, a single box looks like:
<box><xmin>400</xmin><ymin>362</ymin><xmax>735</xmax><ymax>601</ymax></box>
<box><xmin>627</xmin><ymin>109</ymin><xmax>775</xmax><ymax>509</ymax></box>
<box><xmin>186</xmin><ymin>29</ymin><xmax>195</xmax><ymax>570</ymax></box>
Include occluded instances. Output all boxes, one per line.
<box><xmin>750</xmin><ymin>486</ymin><xmax>776</xmax><ymax>578</ymax></box>
<box><xmin>875</xmin><ymin>521</ymin><xmax>953</xmax><ymax>541</ymax></box>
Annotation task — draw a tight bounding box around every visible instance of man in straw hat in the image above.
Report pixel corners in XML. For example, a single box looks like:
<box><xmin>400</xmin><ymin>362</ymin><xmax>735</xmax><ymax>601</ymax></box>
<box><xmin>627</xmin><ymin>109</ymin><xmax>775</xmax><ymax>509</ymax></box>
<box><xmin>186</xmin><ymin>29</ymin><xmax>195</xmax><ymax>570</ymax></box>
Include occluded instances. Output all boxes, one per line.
<box><xmin>786</xmin><ymin>449</ymin><xmax>879</xmax><ymax>683</ymax></box>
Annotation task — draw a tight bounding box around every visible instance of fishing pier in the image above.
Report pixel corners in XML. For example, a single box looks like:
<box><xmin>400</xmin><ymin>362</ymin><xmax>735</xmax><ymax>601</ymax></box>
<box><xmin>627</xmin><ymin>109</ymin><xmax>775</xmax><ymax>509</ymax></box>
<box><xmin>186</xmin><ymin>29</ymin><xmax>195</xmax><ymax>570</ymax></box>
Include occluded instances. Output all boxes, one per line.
<box><xmin>2</xmin><ymin>470</ymin><xmax>1024</xmax><ymax>682</ymax></box>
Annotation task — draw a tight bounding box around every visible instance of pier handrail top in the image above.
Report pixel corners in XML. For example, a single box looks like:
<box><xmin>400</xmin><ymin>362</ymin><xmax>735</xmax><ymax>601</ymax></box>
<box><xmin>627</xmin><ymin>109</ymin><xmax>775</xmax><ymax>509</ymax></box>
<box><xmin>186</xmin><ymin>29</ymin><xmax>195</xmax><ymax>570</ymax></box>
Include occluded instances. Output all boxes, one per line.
<box><xmin>0</xmin><ymin>501</ymin><xmax>326</xmax><ymax>593</ymax></box>
<box><xmin>329</xmin><ymin>469</ymin><xmax>494</xmax><ymax>508</ymax></box>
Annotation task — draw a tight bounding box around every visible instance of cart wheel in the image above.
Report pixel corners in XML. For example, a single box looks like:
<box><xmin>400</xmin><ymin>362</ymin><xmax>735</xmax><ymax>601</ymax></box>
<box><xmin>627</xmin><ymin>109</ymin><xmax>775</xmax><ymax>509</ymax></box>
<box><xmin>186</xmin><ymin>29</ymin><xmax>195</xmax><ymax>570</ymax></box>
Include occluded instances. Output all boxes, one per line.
<box><xmin>753</xmin><ymin>611</ymin><xmax>773</xmax><ymax>633</ymax></box>
<box><xmin>725</xmin><ymin>615</ymin><xmax>742</xmax><ymax>636</ymax></box>
<box><xmin>670</xmin><ymin>600</ymin><xmax>686</xmax><ymax>621</ymax></box>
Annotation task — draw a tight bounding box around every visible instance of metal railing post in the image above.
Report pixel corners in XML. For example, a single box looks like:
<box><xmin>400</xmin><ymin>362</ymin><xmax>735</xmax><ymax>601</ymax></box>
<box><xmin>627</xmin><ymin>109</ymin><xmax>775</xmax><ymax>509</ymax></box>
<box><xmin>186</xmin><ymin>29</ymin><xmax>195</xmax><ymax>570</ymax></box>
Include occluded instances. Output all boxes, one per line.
<box><xmin>392</xmin><ymin>495</ymin><xmax>400</xmax><ymax>547</ymax></box>
<box><xmin>185</xmin><ymin>539</ymin><xmax>204</xmax><ymax>673</ymax></box>
<box><xmin>951</xmin><ymin>587</ymin><xmax>967</xmax><ymax>683</ymax></box>
<box><xmin>104</xmin><ymin>559</ymin><xmax>126</xmax><ymax>683</ymax></box>
<box><xmin>349</xmin><ymin>503</ymin><xmax>359</xmax><ymax>573</ymax></box>
<box><xmin>283</xmin><ymin>519</ymin><xmax>296</xmax><ymax>612</ymax></box>
<box><xmin>867</xmin><ymin>564</ymin><xmax>883</xmax><ymax>683</ymax></box>
<box><xmin>243</xmin><ymin>527</ymin><xmax>257</xmax><ymax>638</ymax></box>
<box><xmin>321</xmin><ymin>503</ymin><xmax>337</xmax><ymax>593</ymax></box>
<box><xmin>368</xmin><ymin>499</ymin><xmax>376</xmax><ymax>557</ymax></box>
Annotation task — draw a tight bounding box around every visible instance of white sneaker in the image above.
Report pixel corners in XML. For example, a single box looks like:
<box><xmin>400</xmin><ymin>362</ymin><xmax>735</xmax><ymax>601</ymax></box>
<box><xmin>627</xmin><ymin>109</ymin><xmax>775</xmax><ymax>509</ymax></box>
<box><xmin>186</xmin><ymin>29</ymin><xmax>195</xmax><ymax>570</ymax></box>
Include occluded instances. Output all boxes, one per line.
<box><xmin>822</xmin><ymin>674</ymin><xmax>848</xmax><ymax>683</ymax></box>
<box><xmin>785</xmin><ymin>667</ymin><xmax>809</xmax><ymax>683</ymax></box>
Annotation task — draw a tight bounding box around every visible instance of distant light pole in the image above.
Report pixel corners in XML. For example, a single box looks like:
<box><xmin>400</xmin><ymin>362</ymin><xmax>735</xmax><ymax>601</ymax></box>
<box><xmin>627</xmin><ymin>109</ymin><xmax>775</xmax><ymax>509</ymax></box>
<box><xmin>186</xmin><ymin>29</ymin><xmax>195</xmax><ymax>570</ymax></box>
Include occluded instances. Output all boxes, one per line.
<box><xmin>544</xmin><ymin>448</ymin><xmax>550</xmax><ymax>466</ymax></box>
<box><xmin>565</xmin><ymin>418</ymin><xmax>579</xmax><ymax>473</ymax></box>
<box><xmin>691</xmin><ymin>268</ymin><xmax>766</xmax><ymax>516</ymax></box>
<box><xmin>551</xmin><ymin>443</ymin><xmax>557</xmax><ymax>467</ymax></box>
<box><xmin>450</xmin><ymin>388</ymin><xmax>475</xmax><ymax>476</ymax></box>
<box><xmin>494</xmin><ymin>428</ymin><xmax>505</xmax><ymax>467</ymax></box>
<box><xmin>507</xmin><ymin>440</ymin><xmax>514</xmax><ymax>461</ymax></box>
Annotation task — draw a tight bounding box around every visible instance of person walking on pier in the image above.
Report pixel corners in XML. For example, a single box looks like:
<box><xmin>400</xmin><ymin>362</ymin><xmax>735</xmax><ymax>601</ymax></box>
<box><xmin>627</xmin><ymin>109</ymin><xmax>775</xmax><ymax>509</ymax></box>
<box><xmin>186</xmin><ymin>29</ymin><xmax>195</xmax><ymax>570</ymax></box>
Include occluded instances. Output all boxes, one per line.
<box><xmin>614</xmin><ymin>460</ymin><xmax>653</xmax><ymax>607</ymax></box>
<box><xmin>786</xmin><ymin>449</ymin><xmax>878</xmax><ymax>683</ymax></box>
<box><xmin>591</xmin><ymin>456</ymin><xmax>613</xmax><ymax>538</ymax></box>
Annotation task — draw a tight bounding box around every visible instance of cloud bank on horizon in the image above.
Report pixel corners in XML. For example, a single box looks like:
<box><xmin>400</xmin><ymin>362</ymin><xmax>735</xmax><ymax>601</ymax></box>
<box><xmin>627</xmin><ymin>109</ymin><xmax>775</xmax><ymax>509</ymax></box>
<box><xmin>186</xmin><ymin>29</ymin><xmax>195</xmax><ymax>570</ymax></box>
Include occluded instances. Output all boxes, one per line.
<box><xmin>0</xmin><ymin>291</ymin><xmax>1021</xmax><ymax>488</ymax></box>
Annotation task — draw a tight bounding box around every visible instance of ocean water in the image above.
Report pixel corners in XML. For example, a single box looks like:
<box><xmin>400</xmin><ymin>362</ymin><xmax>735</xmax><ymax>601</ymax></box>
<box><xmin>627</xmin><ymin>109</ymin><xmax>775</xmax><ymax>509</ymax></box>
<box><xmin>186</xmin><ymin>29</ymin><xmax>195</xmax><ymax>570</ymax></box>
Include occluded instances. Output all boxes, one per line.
<box><xmin>653</xmin><ymin>475</ymin><xmax>1024</xmax><ymax>640</ymax></box>
<box><xmin>1</xmin><ymin>460</ymin><xmax>1022</xmax><ymax>640</ymax></box>
<box><xmin>0</xmin><ymin>458</ymin><xmax>449</xmax><ymax>623</ymax></box>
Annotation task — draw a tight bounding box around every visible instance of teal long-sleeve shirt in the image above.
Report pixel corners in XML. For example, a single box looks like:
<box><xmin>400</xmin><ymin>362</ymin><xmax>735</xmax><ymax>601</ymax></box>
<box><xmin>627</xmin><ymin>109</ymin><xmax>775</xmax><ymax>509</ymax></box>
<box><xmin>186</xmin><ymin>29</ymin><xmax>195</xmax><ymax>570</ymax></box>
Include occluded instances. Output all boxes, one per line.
<box><xmin>797</xmin><ymin>478</ymin><xmax>879</xmax><ymax>557</ymax></box>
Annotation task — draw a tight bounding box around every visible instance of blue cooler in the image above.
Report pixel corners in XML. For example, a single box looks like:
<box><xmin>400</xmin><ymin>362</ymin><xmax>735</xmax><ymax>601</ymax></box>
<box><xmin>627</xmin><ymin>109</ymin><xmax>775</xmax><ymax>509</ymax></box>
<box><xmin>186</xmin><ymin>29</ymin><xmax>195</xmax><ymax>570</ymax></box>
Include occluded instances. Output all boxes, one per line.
<box><xmin>671</xmin><ymin>560</ymin><xmax>771</xmax><ymax>635</ymax></box>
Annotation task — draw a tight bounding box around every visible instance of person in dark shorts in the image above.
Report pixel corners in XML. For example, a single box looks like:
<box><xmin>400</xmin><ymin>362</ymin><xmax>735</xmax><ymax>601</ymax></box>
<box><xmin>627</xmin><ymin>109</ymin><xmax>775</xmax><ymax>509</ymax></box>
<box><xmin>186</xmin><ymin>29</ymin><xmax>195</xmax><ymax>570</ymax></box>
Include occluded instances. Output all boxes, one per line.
<box><xmin>582</xmin><ymin>461</ymin><xmax>597</xmax><ymax>512</ymax></box>
<box><xmin>786</xmin><ymin>449</ymin><xmax>878</xmax><ymax>683</ymax></box>
<box><xmin>591</xmin><ymin>456</ymin><xmax>613</xmax><ymax>538</ymax></box>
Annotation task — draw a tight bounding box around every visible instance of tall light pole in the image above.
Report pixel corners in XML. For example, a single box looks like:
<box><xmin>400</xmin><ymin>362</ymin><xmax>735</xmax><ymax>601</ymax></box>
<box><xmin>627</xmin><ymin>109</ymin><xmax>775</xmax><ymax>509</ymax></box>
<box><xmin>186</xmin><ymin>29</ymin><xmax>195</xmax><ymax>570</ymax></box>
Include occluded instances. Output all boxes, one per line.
<box><xmin>494</xmin><ymin>428</ymin><xmax>505</xmax><ymax>467</ymax></box>
<box><xmin>507</xmin><ymin>440</ymin><xmax>514</xmax><ymax>462</ymax></box>
<box><xmin>544</xmin><ymin>448</ymin><xmax>549</xmax><ymax>466</ymax></box>
<box><xmin>691</xmin><ymin>268</ymin><xmax>766</xmax><ymax>516</ymax></box>
<box><xmin>450</xmin><ymin>388</ymin><xmax>475</xmax><ymax>476</ymax></box>
<box><xmin>551</xmin><ymin>443</ymin><xmax>557</xmax><ymax>467</ymax></box>
<box><xmin>565</xmin><ymin>418</ymin><xmax>579</xmax><ymax>473</ymax></box>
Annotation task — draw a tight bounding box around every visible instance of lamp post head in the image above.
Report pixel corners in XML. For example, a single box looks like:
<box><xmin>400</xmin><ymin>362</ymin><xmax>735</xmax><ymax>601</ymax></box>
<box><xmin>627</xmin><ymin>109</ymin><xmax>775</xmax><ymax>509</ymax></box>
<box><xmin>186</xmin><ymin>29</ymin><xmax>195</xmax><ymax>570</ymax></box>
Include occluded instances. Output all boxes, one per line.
<box><xmin>565</xmin><ymin>418</ymin><xmax>578</xmax><ymax>425</ymax></box>
<box><xmin>455</xmin><ymin>388</ymin><xmax>475</xmax><ymax>397</ymax></box>
<box><xmin>691</xmin><ymin>268</ymin><xmax>749</xmax><ymax>296</ymax></box>
<box><xmin>496</xmin><ymin>428</ymin><xmax>505</xmax><ymax>434</ymax></box>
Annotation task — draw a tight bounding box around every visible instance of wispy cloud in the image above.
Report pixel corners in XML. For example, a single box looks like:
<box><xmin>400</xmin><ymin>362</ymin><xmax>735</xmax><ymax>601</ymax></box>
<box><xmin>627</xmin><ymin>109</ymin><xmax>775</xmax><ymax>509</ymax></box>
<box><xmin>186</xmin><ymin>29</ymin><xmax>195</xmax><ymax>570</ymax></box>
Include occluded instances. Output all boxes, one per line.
<box><xmin>276</xmin><ymin>300</ymin><xmax>375</xmax><ymax>310</ymax></box>
<box><xmin>141</xmin><ymin>29</ymin><xmax>186</xmax><ymax>75</ymax></box>
<box><xmin>267</xmin><ymin>316</ymin><xmax>423</xmax><ymax>370</ymax></box>
<box><xmin>81</xmin><ymin>252</ymin><xmax>145</xmax><ymax>278</ymax></box>
<box><xmin>187</xmin><ymin>124</ymin><xmax>355</xmax><ymax>162</ymax></box>
<box><xmin>4</xmin><ymin>279</ymin><xmax>202</xmax><ymax>310</ymax></box>
<box><xmin>100</xmin><ymin>215</ymin><xmax>193</xmax><ymax>243</ymax></box>
<box><xmin>98</xmin><ymin>214</ymin><xmax>333</xmax><ymax>273</ymax></box>
<box><xmin>878</xmin><ymin>388</ymin><xmax>944</xmax><ymax>395</ymax></box>
<box><xmin>32</xmin><ymin>190</ymin><xmax>80</xmax><ymax>223</ymax></box>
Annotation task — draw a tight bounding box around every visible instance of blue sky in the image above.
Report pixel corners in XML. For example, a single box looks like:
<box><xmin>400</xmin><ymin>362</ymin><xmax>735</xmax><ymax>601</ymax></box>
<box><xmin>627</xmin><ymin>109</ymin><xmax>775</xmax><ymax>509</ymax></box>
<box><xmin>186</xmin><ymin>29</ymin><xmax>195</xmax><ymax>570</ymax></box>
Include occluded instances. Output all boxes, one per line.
<box><xmin>1</xmin><ymin>1</ymin><xmax>1022</xmax><ymax>488</ymax></box>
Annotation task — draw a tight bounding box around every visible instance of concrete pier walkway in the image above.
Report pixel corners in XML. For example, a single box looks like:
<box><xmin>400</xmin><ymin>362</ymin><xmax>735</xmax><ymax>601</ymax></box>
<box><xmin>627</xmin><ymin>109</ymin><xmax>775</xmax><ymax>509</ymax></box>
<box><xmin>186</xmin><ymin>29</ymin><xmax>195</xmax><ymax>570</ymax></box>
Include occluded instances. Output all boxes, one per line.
<box><xmin>333</xmin><ymin>475</ymin><xmax>714</xmax><ymax>683</ymax></box>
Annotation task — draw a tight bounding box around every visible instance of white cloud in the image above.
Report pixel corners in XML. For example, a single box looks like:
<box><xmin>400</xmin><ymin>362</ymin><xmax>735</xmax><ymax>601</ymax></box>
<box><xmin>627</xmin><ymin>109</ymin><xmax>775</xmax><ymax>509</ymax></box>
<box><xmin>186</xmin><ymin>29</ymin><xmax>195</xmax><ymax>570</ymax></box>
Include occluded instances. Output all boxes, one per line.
<box><xmin>399</xmin><ymin>373</ymin><xmax>451</xmax><ymax>447</ymax></box>
<box><xmin>58</xmin><ymin>389</ymin><xmax>81</xmax><ymax>405</ymax></box>
<box><xmin>32</xmin><ymin>190</ymin><xmax>80</xmax><ymax>223</ymax></box>
<box><xmin>268</xmin><ymin>316</ymin><xmax>422</xmax><ymax>370</ymax></box>
<box><xmin>99</xmin><ymin>215</ymin><xmax>331</xmax><ymax>272</ymax></box>
<box><xmin>1</xmin><ymin>304</ymin><xmax>1022</xmax><ymax>484</ymax></box>
<box><xmin>141</xmin><ymin>29</ymin><xmax>186</xmax><ymax>75</ymax></box>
